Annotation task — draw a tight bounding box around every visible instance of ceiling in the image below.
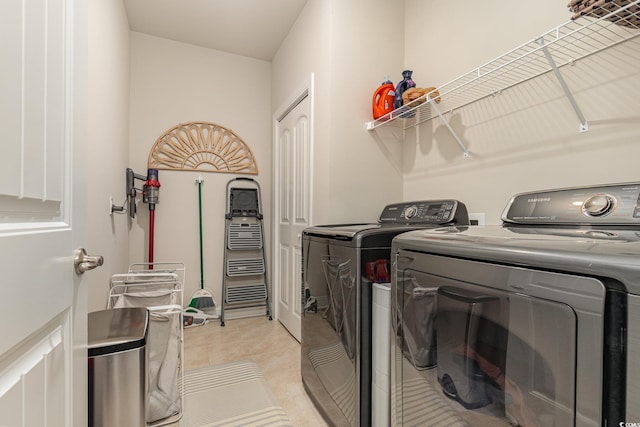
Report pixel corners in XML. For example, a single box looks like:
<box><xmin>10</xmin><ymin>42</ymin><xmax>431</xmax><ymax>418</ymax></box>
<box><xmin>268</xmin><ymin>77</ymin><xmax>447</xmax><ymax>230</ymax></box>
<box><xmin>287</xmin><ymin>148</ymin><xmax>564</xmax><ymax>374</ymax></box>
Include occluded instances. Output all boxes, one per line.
<box><xmin>123</xmin><ymin>0</ymin><xmax>309</xmax><ymax>61</ymax></box>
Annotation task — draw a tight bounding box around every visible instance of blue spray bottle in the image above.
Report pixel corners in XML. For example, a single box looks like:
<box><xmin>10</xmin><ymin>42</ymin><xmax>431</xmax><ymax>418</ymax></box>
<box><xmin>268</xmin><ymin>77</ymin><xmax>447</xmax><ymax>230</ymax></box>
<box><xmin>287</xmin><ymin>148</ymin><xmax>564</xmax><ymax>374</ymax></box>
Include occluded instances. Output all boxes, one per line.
<box><xmin>393</xmin><ymin>70</ymin><xmax>416</xmax><ymax>110</ymax></box>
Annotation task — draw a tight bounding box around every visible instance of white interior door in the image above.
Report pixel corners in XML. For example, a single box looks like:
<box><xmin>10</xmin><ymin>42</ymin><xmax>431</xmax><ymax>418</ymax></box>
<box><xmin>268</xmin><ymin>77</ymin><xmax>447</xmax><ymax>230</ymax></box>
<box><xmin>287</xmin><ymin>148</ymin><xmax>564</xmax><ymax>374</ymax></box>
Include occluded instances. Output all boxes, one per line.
<box><xmin>274</xmin><ymin>87</ymin><xmax>312</xmax><ymax>342</ymax></box>
<box><xmin>0</xmin><ymin>0</ymin><xmax>89</xmax><ymax>425</ymax></box>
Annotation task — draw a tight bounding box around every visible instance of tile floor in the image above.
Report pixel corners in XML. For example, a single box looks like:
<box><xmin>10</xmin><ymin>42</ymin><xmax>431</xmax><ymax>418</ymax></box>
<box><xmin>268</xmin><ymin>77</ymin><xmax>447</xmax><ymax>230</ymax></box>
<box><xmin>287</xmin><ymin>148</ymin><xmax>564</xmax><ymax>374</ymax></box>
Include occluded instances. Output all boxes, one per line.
<box><xmin>182</xmin><ymin>316</ymin><xmax>328</xmax><ymax>427</ymax></box>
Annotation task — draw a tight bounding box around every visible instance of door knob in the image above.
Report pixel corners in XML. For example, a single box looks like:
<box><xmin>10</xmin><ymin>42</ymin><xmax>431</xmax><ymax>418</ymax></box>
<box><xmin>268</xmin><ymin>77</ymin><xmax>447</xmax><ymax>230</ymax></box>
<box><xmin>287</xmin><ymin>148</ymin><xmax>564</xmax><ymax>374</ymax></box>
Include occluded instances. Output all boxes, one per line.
<box><xmin>74</xmin><ymin>248</ymin><xmax>104</xmax><ymax>274</ymax></box>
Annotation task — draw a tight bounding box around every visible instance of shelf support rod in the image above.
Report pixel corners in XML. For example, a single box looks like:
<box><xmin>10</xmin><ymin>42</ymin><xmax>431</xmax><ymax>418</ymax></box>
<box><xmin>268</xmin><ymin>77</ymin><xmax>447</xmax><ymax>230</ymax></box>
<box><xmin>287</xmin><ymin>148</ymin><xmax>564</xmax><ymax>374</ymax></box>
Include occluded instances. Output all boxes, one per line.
<box><xmin>536</xmin><ymin>37</ymin><xmax>588</xmax><ymax>132</ymax></box>
<box><xmin>429</xmin><ymin>98</ymin><xmax>470</xmax><ymax>158</ymax></box>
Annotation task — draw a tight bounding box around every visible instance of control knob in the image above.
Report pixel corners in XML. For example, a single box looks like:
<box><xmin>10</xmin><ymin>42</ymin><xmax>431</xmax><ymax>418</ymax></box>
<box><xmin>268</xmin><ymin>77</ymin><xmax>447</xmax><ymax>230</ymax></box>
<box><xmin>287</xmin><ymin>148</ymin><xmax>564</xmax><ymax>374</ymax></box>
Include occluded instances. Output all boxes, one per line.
<box><xmin>404</xmin><ymin>205</ymin><xmax>418</xmax><ymax>219</ymax></box>
<box><xmin>582</xmin><ymin>194</ymin><xmax>616</xmax><ymax>217</ymax></box>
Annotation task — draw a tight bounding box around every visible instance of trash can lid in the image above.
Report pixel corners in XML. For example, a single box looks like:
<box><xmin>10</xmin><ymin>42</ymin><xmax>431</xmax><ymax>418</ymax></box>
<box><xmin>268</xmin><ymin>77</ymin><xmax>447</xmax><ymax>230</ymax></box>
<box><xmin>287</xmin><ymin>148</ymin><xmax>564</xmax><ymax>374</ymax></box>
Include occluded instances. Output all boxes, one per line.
<box><xmin>88</xmin><ymin>308</ymin><xmax>148</xmax><ymax>357</ymax></box>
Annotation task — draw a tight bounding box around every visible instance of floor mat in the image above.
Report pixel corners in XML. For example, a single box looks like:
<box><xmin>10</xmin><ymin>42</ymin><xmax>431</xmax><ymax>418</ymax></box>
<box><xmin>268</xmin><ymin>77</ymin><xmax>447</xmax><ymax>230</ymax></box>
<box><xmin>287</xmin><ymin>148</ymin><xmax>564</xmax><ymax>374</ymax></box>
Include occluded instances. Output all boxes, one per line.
<box><xmin>179</xmin><ymin>360</ymin><xmax>293</xmax><ymax>427</ymax></box>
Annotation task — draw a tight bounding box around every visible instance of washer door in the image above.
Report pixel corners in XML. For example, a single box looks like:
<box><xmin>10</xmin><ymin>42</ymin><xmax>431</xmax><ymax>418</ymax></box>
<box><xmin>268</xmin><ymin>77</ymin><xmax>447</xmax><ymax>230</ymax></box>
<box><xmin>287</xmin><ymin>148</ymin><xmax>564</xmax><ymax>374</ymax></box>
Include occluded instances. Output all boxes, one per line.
<box><xmin>392</xmin><ymin>251</ymin><xmax>607</xmax><ymax>427</ymax></box>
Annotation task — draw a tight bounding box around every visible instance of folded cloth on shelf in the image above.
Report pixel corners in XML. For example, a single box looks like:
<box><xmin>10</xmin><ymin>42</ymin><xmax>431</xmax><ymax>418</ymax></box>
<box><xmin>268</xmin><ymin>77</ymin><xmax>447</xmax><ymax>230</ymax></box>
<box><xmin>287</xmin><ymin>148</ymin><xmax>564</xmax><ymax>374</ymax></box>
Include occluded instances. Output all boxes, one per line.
<box><xmin>402</xmin><ymin>87</ymin><xmax>441</xmax><ymax>110</ymax></box>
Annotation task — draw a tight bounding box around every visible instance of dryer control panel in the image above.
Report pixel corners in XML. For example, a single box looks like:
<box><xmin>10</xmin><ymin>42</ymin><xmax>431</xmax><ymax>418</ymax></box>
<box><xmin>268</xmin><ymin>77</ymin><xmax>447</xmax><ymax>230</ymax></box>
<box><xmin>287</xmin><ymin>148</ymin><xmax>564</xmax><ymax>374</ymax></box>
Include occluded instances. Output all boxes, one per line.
<box><xmin>503</xmin><ymin>182</ymin><xmax>640</xmax><ymax>225</ymax></box>
<box><xmin>379</xmin><ymin>200</ymin><xmax>469</xmax><ymax>225</ymax></box>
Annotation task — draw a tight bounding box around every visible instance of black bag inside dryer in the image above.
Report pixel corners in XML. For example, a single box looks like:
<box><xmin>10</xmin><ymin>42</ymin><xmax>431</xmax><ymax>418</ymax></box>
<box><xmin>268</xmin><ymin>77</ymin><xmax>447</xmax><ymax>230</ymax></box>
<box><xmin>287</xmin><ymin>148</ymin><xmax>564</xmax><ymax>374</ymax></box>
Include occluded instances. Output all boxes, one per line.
<box><xmin>397</xmin><ymin>276</ymin><xmax>437</xmax><ymax>370</ymax></box>
<box><xmin>320</xmin><ymin>255</ymin><xmax>356</xmax><ymax>360</ymax></box>
<box><xmin>436</xmin><ymin>286</ymin><xmax>507</xmax><ymax>411</ymax></box>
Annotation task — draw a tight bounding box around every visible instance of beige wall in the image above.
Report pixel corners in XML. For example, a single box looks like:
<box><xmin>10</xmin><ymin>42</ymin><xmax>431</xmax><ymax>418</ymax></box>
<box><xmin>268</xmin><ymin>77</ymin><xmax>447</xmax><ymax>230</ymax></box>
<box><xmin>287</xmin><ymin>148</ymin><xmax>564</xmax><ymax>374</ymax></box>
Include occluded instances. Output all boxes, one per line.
<box><xmin>128</xmin><ymin>33</ymin><xmax>272</xmax><ymax>306</ymax></box>
<box><xmin>86</xmin><ymin>1</ymin><xmax>640</xmax><ymax>309</ymax></box>
<box><xmin>272</xmin><ymin>0</ymin><xmax>405</xmax><ymax>225</ymax></box>
<box><xmin>403</xmin><ymin>0</ymin><xmax>640</xmax><ymax>223</ymax></box>
<box><xmin>272</xmin><ymin>0</ymin><xmax>332</xmax><ymax>225</ymax></box>
<box><xmin>87</xmin><ymin>0</ymin><xmax>131</xmax><ymax>312</ymax></box>
<box><xmin>328</xmin><ymin>0</ymin><xmax>406</xmax><ymax>222</ymax></box>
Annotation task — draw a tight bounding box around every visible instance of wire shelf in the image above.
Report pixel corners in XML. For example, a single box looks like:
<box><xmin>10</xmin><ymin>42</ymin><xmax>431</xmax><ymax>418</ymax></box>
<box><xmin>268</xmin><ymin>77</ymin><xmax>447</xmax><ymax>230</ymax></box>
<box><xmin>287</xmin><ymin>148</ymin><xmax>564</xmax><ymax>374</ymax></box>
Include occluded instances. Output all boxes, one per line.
<box><xmin>366</xmin><ymin>0</ymin><xmax>640</xmax><ymax>131</ymax></box>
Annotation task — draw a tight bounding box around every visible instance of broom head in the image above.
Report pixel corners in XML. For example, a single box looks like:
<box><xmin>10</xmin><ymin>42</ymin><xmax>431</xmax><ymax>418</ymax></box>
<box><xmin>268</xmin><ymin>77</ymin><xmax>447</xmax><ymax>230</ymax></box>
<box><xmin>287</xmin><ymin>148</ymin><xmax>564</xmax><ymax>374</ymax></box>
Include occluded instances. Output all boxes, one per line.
<box><xmin>188</xmin><ymin>288</ymin><xmax>218</xmax><ymax>317</ymax></box>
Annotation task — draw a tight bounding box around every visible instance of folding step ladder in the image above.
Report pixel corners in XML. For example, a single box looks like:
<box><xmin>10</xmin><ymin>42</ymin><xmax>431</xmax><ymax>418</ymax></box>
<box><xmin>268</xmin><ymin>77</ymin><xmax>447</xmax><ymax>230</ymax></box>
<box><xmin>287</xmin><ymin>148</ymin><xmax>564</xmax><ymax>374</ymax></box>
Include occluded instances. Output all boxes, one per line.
<box><xmin>220</xmin><ymin>177</ymin><xmax>272</xmax><ymax>326</ymax></box>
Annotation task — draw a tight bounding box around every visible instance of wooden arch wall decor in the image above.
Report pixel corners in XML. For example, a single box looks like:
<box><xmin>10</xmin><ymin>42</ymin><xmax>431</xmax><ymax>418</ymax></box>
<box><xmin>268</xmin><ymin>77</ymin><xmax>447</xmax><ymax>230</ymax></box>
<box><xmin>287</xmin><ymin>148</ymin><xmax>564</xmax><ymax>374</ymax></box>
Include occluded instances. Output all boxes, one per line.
<box><xmin>147</xmin><ymin>121</ymin><xmax>259</xmax><ymax>174</ymax></box>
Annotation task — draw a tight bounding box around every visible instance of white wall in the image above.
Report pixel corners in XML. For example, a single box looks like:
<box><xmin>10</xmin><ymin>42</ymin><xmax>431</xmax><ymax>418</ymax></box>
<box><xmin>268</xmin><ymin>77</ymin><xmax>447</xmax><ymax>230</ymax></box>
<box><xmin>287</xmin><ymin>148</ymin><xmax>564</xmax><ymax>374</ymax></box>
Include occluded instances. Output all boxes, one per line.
<box><xmin>403</xmin><ymin>0</ymin><xmax>640</xmax><ymax>223</ymax></box>
<box><xmin>128</xmin><ymin>33</ymin><xmax>272</xmax><ymax>305</ymax></box>
<box><xmin>272</xmin><ymin>0</ymin><xmax>405</xmax><ymax>225</ymax></box>
<box><xmin>87</xmin><ymin>0</ymin><xmax>131</xmax><ymax>312</ymax></box>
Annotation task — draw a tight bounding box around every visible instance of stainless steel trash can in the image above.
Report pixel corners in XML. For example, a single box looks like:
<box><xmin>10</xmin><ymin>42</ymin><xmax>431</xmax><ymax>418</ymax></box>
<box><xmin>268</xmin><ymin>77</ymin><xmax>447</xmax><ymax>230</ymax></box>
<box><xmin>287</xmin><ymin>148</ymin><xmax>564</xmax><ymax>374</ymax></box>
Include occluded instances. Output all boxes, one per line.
<box><xmin>88</xmin><ymin>307</ymin><xmax>149</xmax><ymax>427</ymax></box>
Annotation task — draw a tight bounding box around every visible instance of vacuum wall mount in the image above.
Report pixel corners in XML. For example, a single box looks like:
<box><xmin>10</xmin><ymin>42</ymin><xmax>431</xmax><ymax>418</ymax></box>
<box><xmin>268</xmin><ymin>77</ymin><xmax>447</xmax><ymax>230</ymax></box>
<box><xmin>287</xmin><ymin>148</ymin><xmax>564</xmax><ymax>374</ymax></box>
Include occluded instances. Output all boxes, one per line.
<box><xmin>111</xmin><ymin>168</ymin><xmax>160</xmax><ymax>217</ymax></box>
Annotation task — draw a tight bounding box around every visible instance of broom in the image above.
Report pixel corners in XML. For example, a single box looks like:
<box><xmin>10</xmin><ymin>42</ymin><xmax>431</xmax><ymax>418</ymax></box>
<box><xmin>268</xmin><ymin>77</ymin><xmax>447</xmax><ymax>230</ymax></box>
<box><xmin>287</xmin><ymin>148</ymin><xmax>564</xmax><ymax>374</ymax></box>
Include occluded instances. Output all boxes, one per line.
<box><xmin>188</xmin><ymin>177</ymin><xmax>218</xmax><ymax>318</ymax></box>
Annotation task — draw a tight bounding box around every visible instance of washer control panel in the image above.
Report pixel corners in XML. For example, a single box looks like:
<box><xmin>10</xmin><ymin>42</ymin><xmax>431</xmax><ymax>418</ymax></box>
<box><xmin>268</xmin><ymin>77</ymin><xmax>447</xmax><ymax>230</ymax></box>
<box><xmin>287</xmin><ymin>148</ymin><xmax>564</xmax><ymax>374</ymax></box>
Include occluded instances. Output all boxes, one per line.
<box><xmin>503</xmin><ymin>183</ymin><xmax>640</xmax><ymax>225</ymax></box>
<box><xmin>379</xmin><ymin>200</ymin><xmax>468</xmax><ymax>225</ymax></box>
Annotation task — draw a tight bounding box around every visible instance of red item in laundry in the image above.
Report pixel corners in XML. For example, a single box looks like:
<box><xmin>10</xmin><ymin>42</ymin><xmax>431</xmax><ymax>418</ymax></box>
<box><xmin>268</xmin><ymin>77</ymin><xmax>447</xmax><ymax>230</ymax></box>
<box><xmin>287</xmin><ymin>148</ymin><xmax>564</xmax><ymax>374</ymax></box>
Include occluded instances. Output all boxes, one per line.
<box><xmin>366</xmin><ymin>259</ymin><xmax>390</xmax><ymax>283</ymax></box>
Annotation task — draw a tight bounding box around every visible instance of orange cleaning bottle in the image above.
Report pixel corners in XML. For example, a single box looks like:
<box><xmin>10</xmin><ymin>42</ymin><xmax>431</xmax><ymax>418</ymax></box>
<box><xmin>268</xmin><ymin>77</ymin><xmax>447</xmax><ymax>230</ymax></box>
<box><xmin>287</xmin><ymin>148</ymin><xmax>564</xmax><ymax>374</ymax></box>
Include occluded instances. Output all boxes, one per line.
<box><xmin>372</xmin><ymin>78</ymin><xmax>395</xmax><ymax>120</ymax></box>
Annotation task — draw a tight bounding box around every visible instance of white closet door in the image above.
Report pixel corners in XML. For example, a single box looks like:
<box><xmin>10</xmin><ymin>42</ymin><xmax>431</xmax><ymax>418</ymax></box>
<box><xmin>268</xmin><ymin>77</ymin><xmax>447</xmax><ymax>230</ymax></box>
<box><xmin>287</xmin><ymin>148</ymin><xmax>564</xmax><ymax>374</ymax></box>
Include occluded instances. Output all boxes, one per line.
<box><xmin>275</xmin><ymin>90</ymin><xmax>311</xmax><ymax>342</ymax></box>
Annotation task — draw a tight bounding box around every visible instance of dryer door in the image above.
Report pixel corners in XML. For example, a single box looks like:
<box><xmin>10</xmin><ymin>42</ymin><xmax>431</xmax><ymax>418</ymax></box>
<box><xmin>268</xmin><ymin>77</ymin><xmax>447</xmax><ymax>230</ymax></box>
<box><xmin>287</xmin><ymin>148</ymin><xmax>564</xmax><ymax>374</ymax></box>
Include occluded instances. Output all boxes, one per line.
<box><xmin>392</xmin><ymin>250</ymin><xmax>607</xmax><ymax>427</ymax></box>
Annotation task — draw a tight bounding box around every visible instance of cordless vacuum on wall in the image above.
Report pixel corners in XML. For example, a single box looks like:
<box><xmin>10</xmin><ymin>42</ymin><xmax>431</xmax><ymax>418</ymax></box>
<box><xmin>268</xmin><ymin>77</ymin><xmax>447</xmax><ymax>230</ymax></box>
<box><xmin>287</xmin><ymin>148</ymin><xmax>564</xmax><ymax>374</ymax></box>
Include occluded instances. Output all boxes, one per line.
<box><xmin>125</xmin><ymin>167</ymin><xmax>161</xmax><ymax>267</ymax></box>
